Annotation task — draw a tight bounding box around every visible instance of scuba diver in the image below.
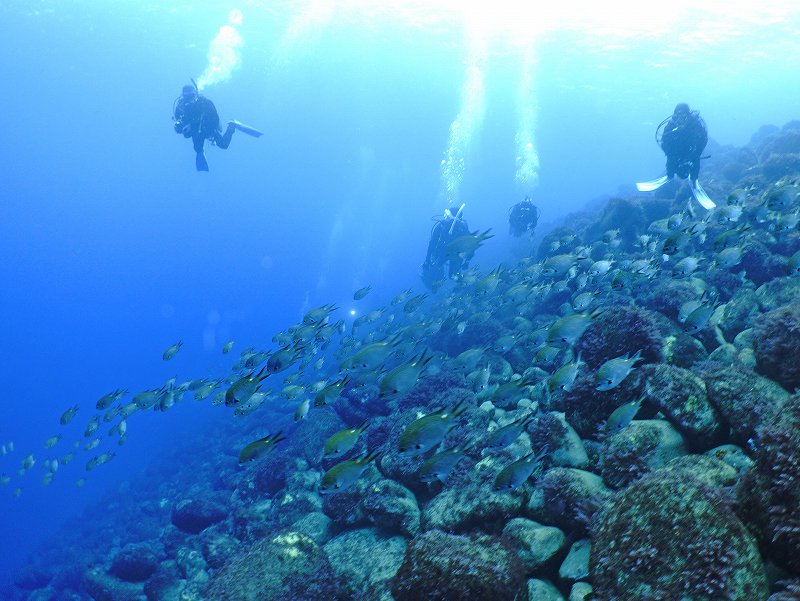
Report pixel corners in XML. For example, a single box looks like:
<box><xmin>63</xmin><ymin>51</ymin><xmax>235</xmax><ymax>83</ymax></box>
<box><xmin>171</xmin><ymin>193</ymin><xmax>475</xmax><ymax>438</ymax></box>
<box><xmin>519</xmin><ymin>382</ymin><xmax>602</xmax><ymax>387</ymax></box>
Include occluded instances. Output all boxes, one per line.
<box><xmin>508</xmin><ymin>197</ymin><xmax>540</xmax><ymax>237</ymax></box>
<box><xmin>172</xmin><ymin>81</ymin><xmax>263</xmax><ymax>171</ymax></box>
<box><xmin>636</xmin><ymin>103</ymin><xmax>715</xmax><ymax>209</ymax></box>
<box><xmin>421</xmin><ymin>203</ymin><xmax>471</xmax><ymax>290</ymax></box>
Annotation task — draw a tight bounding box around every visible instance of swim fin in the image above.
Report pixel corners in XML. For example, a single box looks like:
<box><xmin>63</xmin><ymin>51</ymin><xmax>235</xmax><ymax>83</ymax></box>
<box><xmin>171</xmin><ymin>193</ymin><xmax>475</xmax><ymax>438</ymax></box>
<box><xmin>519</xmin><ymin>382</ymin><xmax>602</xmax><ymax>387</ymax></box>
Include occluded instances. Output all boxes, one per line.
<box><xmin>230</xmin><ymin>120</ymin><xmax>264</xmax><ymax>138</ymax></box>
<box><xmin>690</xmin><ymin>180</ymin><xmax>716</xmax><ymax>210</ymax></box>
<box><xmin>636</xmin><ymin>175</ymin><xmax>669</xmax><ymax>192</ymax></box>
<box><xmin>196</xmin><ymin>152</ymin><xmax>209</xmax><ymax>171</ymax></box>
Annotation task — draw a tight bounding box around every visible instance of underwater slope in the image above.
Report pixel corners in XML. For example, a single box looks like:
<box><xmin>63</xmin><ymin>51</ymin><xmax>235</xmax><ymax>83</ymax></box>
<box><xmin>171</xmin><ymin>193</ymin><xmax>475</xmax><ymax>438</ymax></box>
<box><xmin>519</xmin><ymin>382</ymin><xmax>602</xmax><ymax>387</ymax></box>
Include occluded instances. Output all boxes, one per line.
<box><xmin>5</xmin><ymin>121</ymin><xmax>800</xmax><ymax>600</ymax></box>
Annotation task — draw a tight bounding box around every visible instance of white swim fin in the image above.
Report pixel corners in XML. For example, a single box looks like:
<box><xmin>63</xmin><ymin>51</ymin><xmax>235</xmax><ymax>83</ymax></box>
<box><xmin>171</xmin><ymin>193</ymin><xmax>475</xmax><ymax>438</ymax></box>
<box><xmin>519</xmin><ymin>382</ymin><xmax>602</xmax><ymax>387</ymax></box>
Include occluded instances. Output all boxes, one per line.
<box><xmin>690</xmin><ymin>180</ymin><xmax>716</xmax><ymax>210</ymax></box>
<box><xmin>636</xmin><ymin>175</ymin><xmax>669</xmax><ymax>192</ymax></box>
<box><xmin>230</xmin><ymin>120</ymin><xmax>264</xmax><ymax>138</ymax></box>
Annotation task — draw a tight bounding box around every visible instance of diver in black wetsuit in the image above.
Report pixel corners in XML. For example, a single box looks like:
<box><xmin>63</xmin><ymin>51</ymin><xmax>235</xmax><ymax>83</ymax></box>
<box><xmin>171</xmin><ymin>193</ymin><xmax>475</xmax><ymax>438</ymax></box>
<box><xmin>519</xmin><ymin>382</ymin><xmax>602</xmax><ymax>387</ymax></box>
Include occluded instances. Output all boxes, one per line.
<box><xmin>508</xmin><ymin>197</ymin><xmax>540</xmax><ymax>237</ymax></box>
<box><xmin>172</xmin><ymin>83</ymin><xmax>236</xmax><ymax>171</ymax></box>
<box><xmin>421</xmin><ymin>205</ymin><xmax>471</xmax><ymax>290</ymax></box>
<box><xmin>637</xmin><ymin>102</ymin><xmax>715</xmax><ymax>209</ymax></box>
<box><xmin>659</xmin><ymin>103</ymin><xmax>708</xmax><ymax>186</ymax></box>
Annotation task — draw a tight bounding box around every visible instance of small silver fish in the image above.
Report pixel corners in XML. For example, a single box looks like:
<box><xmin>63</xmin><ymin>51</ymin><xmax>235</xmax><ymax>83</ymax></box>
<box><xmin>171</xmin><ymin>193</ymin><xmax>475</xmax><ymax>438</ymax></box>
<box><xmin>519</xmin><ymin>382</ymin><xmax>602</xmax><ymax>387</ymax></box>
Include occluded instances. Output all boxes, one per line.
<box><xmin>238</xmin><ymin>432</ymin><xmax>287</xmax><ymax>464</ymax></box>
<box><xmin>418</xmin><ymin>443</ymin><xmax>473</xmax><ymax>484</ymax></box>
<box><xmin>483</xmin><ymin>413</ymin><xmax>536</xmax><ymax>453</ymax></box>
<box><xmin>162</xmin><ymin>341</ymin><xmax>183</xmax><ymax>361</ymax></box>
<box><xmin>605</xmin><ymin>398</ymin><xmax>643</xmax><ymax>435</ymax></box>
<box><xmin>595</xmin><ymin>351</ymin><xmax>643</xmax><ymax>391</ymax></box>
<box><xmin>549</xmin><ymin>354</ymin><xmax>583</xmax><ymax>393</ymax></box>
<box><xmin>398</xmin><ymin>399</ymin><xmax>468</xmax><ymax>456</ymax></box>
<box><xmin>319</xmin><ymin>450</ymin><xmax>381</xmax><ymax>494</ymax></box>
<box><xmin>323</xmin><ymin>421</ymin><xmax>370</xmax><ymax>459</ymax></box>
<box><xmin>353</xmin><ymin>285</ymin><xmax>372</xmax><ymax>300</ymax></box>
<box><xmin>493</xmin><ymin>448</ymin><xmax>548</xmax><ymax>492</ymax></box>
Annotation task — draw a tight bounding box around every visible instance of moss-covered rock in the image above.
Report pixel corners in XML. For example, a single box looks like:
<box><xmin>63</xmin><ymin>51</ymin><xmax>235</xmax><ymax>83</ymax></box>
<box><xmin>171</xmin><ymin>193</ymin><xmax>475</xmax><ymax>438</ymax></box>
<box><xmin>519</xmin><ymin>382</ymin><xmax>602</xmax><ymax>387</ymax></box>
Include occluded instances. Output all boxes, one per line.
<box><xmin>600</xmin><ymin>419</ymin><xmax>688</xmax><ymax>489</ymax></box>
<box><xmin>199</xmin><ymin>530</ymin><xmax>240</xmax><ymax>570</ymax></box>
<box><xmin>699</xmin><ymin>363</ymin><xmax>789</xmax><ymax>445</ymax></box>
<box><xmin>501</xmin><ymin>518</ymin><xmax>567</xmax><ymax>574</ymax></box>
<box><xmin>556</xmin><ymin>370</ymin><xmax>648</xmax><ymax>440</ymax></box>
<box><xmin>528</xmin><ymin>468</ymin><xmax>612</xmax><ymax>535</ymax></box>
<box><xmin>204</xmin><ymin>532</ymin><xmax>338</xmax><ymax>600</ymax></box>
<box><xmin>752</xmin><ymin>301</ymin><xmax>800</xmax><ymax>392</ymax></box>
<box><xmin>109</xmin><ymin>542</ymin><xmax>161</xmax><ymax>583</ymax></box>
<box><xmin>421</xmin><ymin>457</ymin><xmax>525</xmax><ymax>533</ymax></box>
<box><xmin>518</xmin><ymin>578</ymin><xmax>565</xmax><ymax>601</ymax></box>
<box><xmin>82</xmin><ymin>566</ymin><xmax>144</xmax><ymax>601</ymax></box>
<box><xmin>744</xmin><ymin>393</ymin><xmax>800</xmax><ymax>575</ymax></box>
<box><xmin>391</xmin><ymin>530</ymin><xmax>525</xmax><ymax>600</ymax></box>
<box><xmin>661</xmin><ymin>332</ymin><xmax>709</xmax><ymax>368</ymax></box>
<box><xmin>289</xmin><ymin>511</ymin><xmax>334</xmax><ymax>546</ymax></box>
<box><xmin>323</xmin><ymin>528</ymin><xmax>406</xmax><ymax>601</ymax></box>
<box><xmin>591</xmin><ymin>465</ymin><xmax>768</xmax><ymax>600</ymax></box>
<box><xmin>642</xmin><ymin>364</ymin><xmax>724</xmax><ymax>449</ymax></box>
<box><xmin>361</xmin><ymin>478</ymin><xmax>421</xmax><ymax>537</ymax></box>
<box><xmin>528</xmin><ymin>412</ymin><xmax>588</xmax><ymax>469</ymax></box>
<box><xmin>171</xmin><ymin>496</ymin><xmax>228</xmax><ymax>535</ymax></box>
<box><xmin>573</xmin><ymin>304</ymin><xmax>664</xmax><ymax>369</ymax></box>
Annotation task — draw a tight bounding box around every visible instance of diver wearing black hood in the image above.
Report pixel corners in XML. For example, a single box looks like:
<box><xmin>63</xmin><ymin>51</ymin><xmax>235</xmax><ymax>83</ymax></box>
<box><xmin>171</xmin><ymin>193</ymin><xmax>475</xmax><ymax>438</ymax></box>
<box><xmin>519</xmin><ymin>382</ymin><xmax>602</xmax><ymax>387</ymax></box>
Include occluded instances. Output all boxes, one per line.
<box><xmin>508</xmin><ymin>197</ymin><xmax>540</xmax><ymax>237</ymax></box>
<box><xmin>636</xmin><ymin>103</ymin><xmax>715</xmax><ymax>209</ymax></box>
<box><xmin>658</xmin><ymin>103</ymin><xmax>708</xmax><ymax>184</ymax></box>
<box><xmin>172</xmin><ymin>82</ymin><xmax>236</xmax><ymax>171</ymax></box>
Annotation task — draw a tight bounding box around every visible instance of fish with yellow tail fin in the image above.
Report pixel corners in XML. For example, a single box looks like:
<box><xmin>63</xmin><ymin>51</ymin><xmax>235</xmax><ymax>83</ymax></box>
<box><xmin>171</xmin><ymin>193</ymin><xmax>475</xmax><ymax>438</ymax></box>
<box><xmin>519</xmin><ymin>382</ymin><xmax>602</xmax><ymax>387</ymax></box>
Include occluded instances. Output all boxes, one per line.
<box><xmin>226</xmin><ymin>366</ymin><xmax>269</xmax><ymax>407</ymax></box>
<box><xmin>314</xmin><ymin>376</ymin><xmax>351</xmax><ymax>407</ymax></box>
<box><xmin>493</xmin><ymin>448</ymin><xmax>548</xmax><ymax>492</ymax></box>
<box><xmin>595</xmin><ymin>351</ymin><xmax>643</xmax><ymax>391</ymax></box>
<box><xmin>319</xmin><ymin>449</ymin><xmax>382</xmax><ymax>494</ymax></box>
<box><xmin>604</xmin><ymin>398</ymin><xmax>644</xmax><ymax>436</ymax></box>
<box><xmin>398</xmin><ymin>398</ymin><xmax>468</xmax><ymax>456</ymax></box>
<box><xmin>445</xmin><ymin>228</ymin><xmax>494</xmax><ymax>260</ymax></box>
<box><xmin>482</xmin><ymin>412</ymin><xmax>537</xmax><ymax>454</ymax></box>
<box><xmin>238</xmin><ymin>432</ymin><xmax>287</xmax><ymax>464</ymax></box>
<box><xmin>379</xmin><ymin>349</ymin><xmax>433</xmax><ymax>398</ymax></box>
<box><xmin>418</xmin><ymin>441</ymin><xmax>474</xmax><ymax>484</ymax></box>
<box><xmin>323</xmin><ymin>420</ymin><xmax>370</xmax><ymax>459</ymax></box>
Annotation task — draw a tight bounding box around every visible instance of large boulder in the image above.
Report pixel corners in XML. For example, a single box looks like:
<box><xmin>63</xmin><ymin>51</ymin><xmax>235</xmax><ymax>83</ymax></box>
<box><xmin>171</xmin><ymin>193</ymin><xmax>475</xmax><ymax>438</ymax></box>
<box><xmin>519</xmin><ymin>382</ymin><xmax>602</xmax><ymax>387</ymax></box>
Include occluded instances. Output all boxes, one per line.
<box><xmin>323</xmin><ymin>528</ymin><xmax>407</xmax><ymax>600</ymax></box>
<box><xmin>391</xmin><ymin>530</ymin><xmax>526</xmax><ymax>600</ymax></box>
<box><xmin>204</xmin><ymin>532</ymin><xmax>338</xmax><ymax>600</ymax></box>
<box><xmin>171</xmin><ymin>497</ymin><xmax>227</xmax><ymax>534</ymax></box>
<box><xmin>642</xmin><ymin>364</ymin><xmax>724</xmax><ymax>449</ymax></box>
<box><xmin>591</xmin><ymin>462</ymin><xmax>768</xmax><ymax>600</ymax></box>
<box><xmin>752</xmin><ymin>301</ymin><xmax>800</xmax><ymax>392</ymax></box>
<box><xmin>109</xmin><ymin>542</ymin><xmax>160</xmax><ymax>582</ymax></box>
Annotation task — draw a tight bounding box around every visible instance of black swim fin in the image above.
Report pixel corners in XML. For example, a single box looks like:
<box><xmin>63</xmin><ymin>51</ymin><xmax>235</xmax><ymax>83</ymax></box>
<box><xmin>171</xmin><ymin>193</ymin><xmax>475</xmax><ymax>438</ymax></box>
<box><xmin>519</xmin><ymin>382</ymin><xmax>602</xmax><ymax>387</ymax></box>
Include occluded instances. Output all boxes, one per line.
<box><xmin>196</xmin><ymin>152</ymin><xmax>209</xmax><ymax>171</ymax></box>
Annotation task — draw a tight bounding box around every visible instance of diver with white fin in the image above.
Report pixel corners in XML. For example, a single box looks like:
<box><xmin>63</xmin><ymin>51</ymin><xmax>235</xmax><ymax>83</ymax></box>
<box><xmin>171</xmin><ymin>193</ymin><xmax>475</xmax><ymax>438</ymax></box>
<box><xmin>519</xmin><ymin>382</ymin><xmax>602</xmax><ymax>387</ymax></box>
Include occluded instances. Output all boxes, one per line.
<box><xmin>636</xmin><ymin>103</ymin><xmax>715</xmax><ymax>209</ymax></box>
<box><xmin>172</xmin><ymin>80</ymin><xmax>263</xmax><ymax>171</ymax></box>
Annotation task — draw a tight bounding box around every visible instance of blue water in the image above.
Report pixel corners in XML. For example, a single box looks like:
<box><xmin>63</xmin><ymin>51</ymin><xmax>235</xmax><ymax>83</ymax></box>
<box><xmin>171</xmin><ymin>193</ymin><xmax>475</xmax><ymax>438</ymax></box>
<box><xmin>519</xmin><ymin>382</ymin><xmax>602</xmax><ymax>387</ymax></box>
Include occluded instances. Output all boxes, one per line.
<box><xmin>1</xmin><ymin>0</ymin><xmax>800</xmax><ymax>587</ymax></box>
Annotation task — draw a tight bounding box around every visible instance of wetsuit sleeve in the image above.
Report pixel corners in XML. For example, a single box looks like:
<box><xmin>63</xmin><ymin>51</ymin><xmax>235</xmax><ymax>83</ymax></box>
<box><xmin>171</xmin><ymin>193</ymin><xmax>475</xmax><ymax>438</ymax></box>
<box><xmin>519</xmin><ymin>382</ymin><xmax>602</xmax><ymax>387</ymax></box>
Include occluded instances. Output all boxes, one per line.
<box><xmin>691</xmin><ymin>119</ymin><xmax>708</xmax><ymax>156</ymax></box>
<box><xmin>660</xmin><ymin>120</ymin><xmax>679</xmax><ymax>154</ymax></box>
<box><xmin>173</xmin><ymin>100</ymin><xmax>186</xmax><ymax>132</ymax></box>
